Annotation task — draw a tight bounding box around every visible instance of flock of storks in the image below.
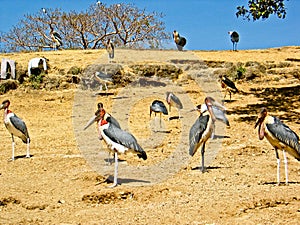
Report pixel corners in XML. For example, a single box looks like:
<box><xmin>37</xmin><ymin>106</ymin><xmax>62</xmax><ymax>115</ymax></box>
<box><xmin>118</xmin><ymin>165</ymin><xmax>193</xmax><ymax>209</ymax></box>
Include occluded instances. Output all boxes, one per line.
<box><xmin>1</xmin><ymin>29</ymin><xmax>299</xmax><ymax>188</ymax></box>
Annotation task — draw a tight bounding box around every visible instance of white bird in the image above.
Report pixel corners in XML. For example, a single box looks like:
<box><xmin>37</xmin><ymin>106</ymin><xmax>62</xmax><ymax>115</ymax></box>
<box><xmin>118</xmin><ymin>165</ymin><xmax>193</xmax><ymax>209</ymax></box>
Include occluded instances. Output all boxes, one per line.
<box><xmin>0</xmin><ymin>100</ymin><xmax>30</xmax><ymax>160</ymax></box>
<box><xmin>97</xmin><ymin>108</ymin><xmax>147</xmax><ymax>187</ymax></box>
<box><xmin>255</xmin><ymin>107</ymin><xmax>300</xmax><ymax>185</ymax></box>
<box><xmin>228</xmin><ymin>31</ymin><xmax>239</xmax><ymax>51</ymax></box>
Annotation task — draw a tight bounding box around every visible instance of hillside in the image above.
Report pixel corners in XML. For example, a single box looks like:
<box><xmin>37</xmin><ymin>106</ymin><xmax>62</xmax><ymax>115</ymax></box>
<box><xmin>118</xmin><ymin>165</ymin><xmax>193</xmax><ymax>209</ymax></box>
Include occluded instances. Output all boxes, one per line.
<box><xmin>0</xmin><ymin>46</ymin><xmax>299</xmax><ymax>224</ymax></box>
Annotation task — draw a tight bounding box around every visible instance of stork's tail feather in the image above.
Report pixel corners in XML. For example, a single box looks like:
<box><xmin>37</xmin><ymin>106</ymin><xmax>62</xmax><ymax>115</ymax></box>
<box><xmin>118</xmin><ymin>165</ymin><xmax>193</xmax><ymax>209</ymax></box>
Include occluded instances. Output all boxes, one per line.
<box><xmin>137</xmin><ymin>150</ymin><xmax>147</xmax><ymax>160</ymax></box>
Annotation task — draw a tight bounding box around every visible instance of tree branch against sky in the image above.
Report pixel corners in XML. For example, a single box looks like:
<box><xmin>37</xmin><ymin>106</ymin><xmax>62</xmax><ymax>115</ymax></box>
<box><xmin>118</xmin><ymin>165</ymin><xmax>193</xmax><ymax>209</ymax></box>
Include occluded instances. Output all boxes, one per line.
<box><xmin>1</xmin><ymin>2</ymin><xmax>170</xmax><ymax>52</ymax></box>
<box><xmin>236</xmin><ymin>0</ymin><xmax>288</xmax><ymax>21</ymax></box>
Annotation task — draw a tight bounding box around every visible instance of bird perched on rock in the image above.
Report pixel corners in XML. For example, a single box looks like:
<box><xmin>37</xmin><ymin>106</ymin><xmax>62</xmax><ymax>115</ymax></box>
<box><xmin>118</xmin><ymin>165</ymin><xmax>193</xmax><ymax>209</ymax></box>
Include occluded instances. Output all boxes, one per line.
<box><xmin>173</xmin><ymin>30</ymin><xmax>187</xmax><ymax>51</ymax></box>
<box><xmin>219</xmin><ymin>75</ymin><xmax>238</xmax><ymax>101</ymax></box>
<box><xmin>255</xmin><ymin>107</ymin><xmax>300</xmax><ymax>185</ymax></box>
<box><xmin>228</xmin><ymin>31</ymin><xmax>239</xmax><ymax>51</ymax></box>
<box><xmin>0</xmin><ymin>100</ymin><xmax>30</xmax><ymax>160</ymax></box>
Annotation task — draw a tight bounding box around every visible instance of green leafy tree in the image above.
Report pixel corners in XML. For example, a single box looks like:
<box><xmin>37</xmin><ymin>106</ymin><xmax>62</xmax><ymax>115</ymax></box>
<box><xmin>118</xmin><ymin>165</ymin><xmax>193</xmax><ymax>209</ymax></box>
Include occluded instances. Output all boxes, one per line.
<box><xmin>236</xmin><ymin>0</ymin><xmax>287</xmax><ymax>21</ymax></box>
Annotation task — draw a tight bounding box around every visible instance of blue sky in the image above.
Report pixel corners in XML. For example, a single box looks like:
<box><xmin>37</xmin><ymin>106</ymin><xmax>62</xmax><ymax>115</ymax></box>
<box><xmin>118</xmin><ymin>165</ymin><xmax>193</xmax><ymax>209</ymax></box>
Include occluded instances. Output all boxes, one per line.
<box><xmin>0</xmin><ymin>0</ymin><xmax>299</xmax><ymax>51</ymax></box>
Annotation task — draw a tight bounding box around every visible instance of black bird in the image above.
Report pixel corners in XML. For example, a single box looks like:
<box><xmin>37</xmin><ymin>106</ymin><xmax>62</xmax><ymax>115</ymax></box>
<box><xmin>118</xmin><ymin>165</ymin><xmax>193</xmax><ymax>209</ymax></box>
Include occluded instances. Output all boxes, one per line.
<box><xmin>150</xmin><ymin>100</ymin><xmax>168</xmax><ymax>128</ymax></box>
<box><xmin>189</xmin><ymin>97</ymin><xmax>218</xmax><ymax>172</ymax></box>
<box><xmin>255</xmin><ymin>108</ymin><xmax>300</xmax><ymax>185</ymax></box>
<box><xmin>0</xmin><ymin>100</ymin><xmax>30</xmax><ymax>160</ymax></box>
<box><xmin>228</xmin><ymin>31</ymin><xmax>239</xmax><ymax>51</ymax></box>
<box><xmin>219</xmin><ymin>75</ymin><xmax>238</xmax><ymax>101</ymax></box>
<box><xmin>173</xmin><ymin>30</ymin><xmax>187</xmax><ymax>51</ymax></box>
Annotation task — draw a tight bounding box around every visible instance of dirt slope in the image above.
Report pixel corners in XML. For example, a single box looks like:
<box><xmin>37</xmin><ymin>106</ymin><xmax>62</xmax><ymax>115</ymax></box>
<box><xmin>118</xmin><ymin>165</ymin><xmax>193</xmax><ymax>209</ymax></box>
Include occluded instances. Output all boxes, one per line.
<box><xmin>0</xmin><ymin>47</ymin><xmax>299</xmax><ymax>224</ymax></box>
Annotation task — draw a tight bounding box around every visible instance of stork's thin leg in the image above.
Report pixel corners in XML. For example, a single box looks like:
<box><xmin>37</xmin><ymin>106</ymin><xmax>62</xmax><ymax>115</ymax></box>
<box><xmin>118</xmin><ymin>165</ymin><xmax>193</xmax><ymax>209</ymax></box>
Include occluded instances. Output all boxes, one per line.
<box><xmin>283</xmin><ymin>150</ymin><xmax>289</xmax><ymax>185</ymax></box>
<box><xmin>201</xmin><ymin>144</ymin><xmax>206</xmax><ymax>173</ymax></box>
<box><xmin>178</xmin><ymin>109</ymin><xmax>181</xmax><ymax>120</ymax></box>
<box><xmin>26</xmin><ymin>138</ymin><xmax>30</xmax><ymax>158</ymax></box>
<box><xmin>159</xmin><ymin>113</ymin><xmax>162</xmax><ymax>128</ymax></box>
<box><xmin>109</xmin><ymin>152</ymin><xmax>118</xmax><ymax>188</ymax></box>
<box><xmin>229</xmin><ymin>91</ymin><xmax>232</xmax><ymax>101</ymax></box>
<box><xmin>275</xmin><ymin>148</ymin><xmax>280</xmax><ymax>185</ymax></box>
<box><xmin>11</xmin><ymin>135</ymin><xmax>15</xmax><ymax>161</ymax></box>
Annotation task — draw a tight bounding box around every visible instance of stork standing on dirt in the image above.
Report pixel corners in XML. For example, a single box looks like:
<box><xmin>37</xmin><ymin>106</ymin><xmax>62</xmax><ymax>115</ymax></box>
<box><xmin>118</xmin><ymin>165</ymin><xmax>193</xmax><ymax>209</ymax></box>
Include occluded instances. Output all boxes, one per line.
<box><xmin>166</xmin><ymin>92</ymin><xmax>183</xmax><ymax>119</ymax></box>
<box><xmin>173</xmin><ymin>30</ymin><xmax>187</xmax><ymax>51</ymax></box>
<box><xmin>255</xmin><ymin>107</ymin><xmax>300</xmax><ymax>185</ymax></box>
<box><xmin>106</xmin><ymin>38</ymin><xmax>114</xmax><ymax>63</ymax></box>
<box><xmin>189</xmin><ymin>97</ymin><xmax>222</xmax><ymax>172</ymax></box>
<box><xmin>0</xmin><ymin>100</ymin><xmax>30</xmax><ymax>160</ymax></box>
<box><xmin>219</xmin><ymin>75</ymin><xmax>238</xmax><ymax>101</ymax></box>
<box><xmin>228</xmin><ymin>31</ymin><xmax>239</xmax><ymax>51</ymax></box>
<box><xmin>150</xmin><ymin>100</ymin><xmax>168</xmax><ymax>129</ymax></box>
<box><xmin>84</xmin><ymin>102</ymin><xmax>121</xmax><ymax>164</ymax></box>
<box><xmin>97</xmin><ymin>108</ymin><xmax>147</xmax><ymax>187</ymax></box>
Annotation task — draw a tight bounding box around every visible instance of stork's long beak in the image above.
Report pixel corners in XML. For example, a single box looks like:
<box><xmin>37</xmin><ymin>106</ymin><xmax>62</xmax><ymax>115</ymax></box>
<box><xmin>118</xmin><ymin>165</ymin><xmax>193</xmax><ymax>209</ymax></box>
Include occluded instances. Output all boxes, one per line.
<box><xmin>254</xmin><ymin>117</ymin><xmax>262</xmax><ymax>129</ymax></box>
<box><xmin>0</xmin><ymin>104</ymin><xmax>4</xmax><ymax>110</ymax></box>
<box><xmin>212</xmin><ymin>99</ymin><xmax>226</xmax><ymax>111</ymax></box>
<box><xmin>84</xmin><ymin>115</ymin><xmax>97</xmax><ymax>130</ymax></box>
<box><xmin>207</xmin><ymin>104</ymin><xmax>216</xmax><ymax>122</ymax></box>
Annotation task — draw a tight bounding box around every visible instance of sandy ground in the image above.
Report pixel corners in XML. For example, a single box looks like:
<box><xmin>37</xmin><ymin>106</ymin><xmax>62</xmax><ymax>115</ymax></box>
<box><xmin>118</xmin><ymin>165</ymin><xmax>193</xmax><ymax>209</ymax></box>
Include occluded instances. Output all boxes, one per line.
<box><xmin>0</xmin><ymin>47</ymin><xmax>300</xmax><ymax>224</ymax></box>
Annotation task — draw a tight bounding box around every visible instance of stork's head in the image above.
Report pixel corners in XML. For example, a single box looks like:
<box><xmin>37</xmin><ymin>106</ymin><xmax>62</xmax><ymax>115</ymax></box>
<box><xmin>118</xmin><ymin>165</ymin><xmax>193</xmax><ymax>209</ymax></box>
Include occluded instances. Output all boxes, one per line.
<box><xmin>84</xmin><ymin>108</ymin><xmax>106</xmax><ymax>130</ymax></box>
<box><xmin>0</xmin><ymin>100</ymin><xmax>10</xmax><ymax>110</ymax></box>
<box><xmin>254</xmin><ymin>107</ymin><xmax>268</xmax><ymax>129</ymax></box>
<box><xmin>97</xmin><ymin>102</ymin><xmax>104</xmax><ymax>109</ymax></box>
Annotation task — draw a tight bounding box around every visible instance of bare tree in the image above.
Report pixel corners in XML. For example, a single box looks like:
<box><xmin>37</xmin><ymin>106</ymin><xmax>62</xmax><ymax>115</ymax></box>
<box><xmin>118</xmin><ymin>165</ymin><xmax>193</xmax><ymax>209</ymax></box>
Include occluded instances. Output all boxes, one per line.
<box><xmin>1</xmin><ymin>3</ymin><xmax>170</xmax><ymax>52</ymax></box>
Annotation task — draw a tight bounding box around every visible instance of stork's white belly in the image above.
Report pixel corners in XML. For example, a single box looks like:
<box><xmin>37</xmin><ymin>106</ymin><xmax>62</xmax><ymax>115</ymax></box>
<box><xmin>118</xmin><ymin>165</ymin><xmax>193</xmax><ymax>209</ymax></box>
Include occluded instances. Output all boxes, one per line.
<box><xmin>100</xmin><ymin>125</ymin><xmax>128</xmax><ymax>154</ymax></box>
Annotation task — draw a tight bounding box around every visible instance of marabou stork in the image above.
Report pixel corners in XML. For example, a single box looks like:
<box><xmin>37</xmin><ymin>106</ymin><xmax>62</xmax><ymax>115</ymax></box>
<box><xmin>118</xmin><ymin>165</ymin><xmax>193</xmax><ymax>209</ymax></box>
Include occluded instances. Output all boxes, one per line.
<box><xmin>166</xmin><ymin>92</ymin><xmax>183</xmax><ymax>119</ymax></box>
<box><xmin>197</xmin><ymin>102</ymin><xmax>230</xmax><ymax>139</ymax></box>
<box><xmin>0</xmin><ymin>100</ymin><xmax>30</xmax><ymax>160</ymax></box>
<box><xmin>42</xmin><ymin>8</ymin><xmax>62</xmax><ymax>50</ymax></box>
<box><xmin>106</xmin><ymin>39</ymin><xmax>114</xmax><ymax>63</ymax></box>
<box><xmin>189</xmin><ymin>97</ymin><xmax>218</xmax><ymax>172</ymax></box>
<box><xmin>98</xmin><ymin>108</ymin><xmax>147</xmax><ymax>187</ymax></box>
<box><xmin>84</xmin><ymin>102</ymin><xmax>121</xmax><ymax>164</ymax></box>
<box><xmin>228</xmin><ymin>31</ymin><xmax>239</xmax><ymax>51</ymax></box>
<box><xmin>255</xmin><ymin>108</ymin><xmax>300</xmax><ymax>185</ymax></box>
<box><xmin>219</xmin><ymin>75</ymin><xmax>238</xmax><ymax>101</ymax></box>
<box><xmin>94</xmin><ymin>71</ymin><xmax>113</xmax><ymax>91</ymax></box>
<box><xmin>150</xmin><ymin>100</ymin><xmax>168</xmax><ymax>128</ymax></box>
<box><xmin>173</xmin><ymin>30</ymin><xmax>187</xmax><ymax>51</ymax></box>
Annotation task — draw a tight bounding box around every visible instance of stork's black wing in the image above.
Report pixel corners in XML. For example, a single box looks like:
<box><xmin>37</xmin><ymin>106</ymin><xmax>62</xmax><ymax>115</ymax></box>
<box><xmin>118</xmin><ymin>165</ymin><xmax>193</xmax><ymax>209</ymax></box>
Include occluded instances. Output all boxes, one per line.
<box><xmin>103</xmin><ymin>124</ymin><xmax>147</xmax><ymax>160</ymax></box>
<box><xmin>169</xmin><ymin>93</ymin><xmax>183</xmax><ymax>109</ymax></box>
<box><xmin>267</xmin><ymin>117</ymin><xmax>300</xmax><ymax>158</ymax></box>
<box><xmin>10</xmin><ymin>114</ymin><xmax>30</xmax><ymax>143</ymax></box>
<box><xmin>189</xmin><ymin>115</ymin><xmax>209</xmax><ymax>156</ymax></box>
<box><xmin>223</xmin><ymin>76</ymin><xmax>238</xmax><ymax>91</ymax></box>
<box><xmin>151</xmin><ymin>100</ymin><xmax>168</xmax><ymax>115</ymax></box>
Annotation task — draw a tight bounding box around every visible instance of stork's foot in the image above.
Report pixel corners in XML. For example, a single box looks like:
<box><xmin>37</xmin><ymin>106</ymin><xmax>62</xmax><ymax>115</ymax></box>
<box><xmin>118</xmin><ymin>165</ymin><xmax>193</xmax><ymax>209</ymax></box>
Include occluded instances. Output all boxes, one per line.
<box><xmin>8</xmin><ymin>158</ymin><xmax>14</xmax><ymax>162</ymax></box>
<box><xmin>107</xmin><ymin>182</ymin><xmax>119</xmax><ymax>188</ymax></box>
<box><xmin>26</xmin><ymin>155</ymin><xmax>31</xmax><ymax>158</ymax></box>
